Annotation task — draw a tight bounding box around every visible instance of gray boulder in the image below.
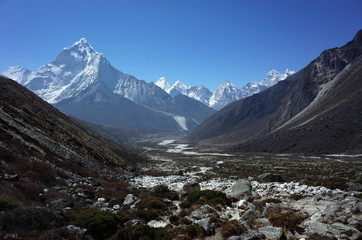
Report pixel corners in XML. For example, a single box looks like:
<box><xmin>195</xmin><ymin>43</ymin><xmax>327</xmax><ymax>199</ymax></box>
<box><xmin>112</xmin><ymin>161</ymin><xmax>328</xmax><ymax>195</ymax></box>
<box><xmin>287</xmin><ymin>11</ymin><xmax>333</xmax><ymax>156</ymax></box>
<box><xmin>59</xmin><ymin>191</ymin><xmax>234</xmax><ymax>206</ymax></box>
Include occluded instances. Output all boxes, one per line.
<box><xmin>201</xmin><ymin>204</ymin><xmax>217</xmax><ymax>214</ymax></box>
<box><xmin>124</xmin><ymin>219</ymin><xmax>142</xmax><ymax>227</ymax></box>
<box><xmin>190</xmin><ymin>210</ymin><xmax>202</xmax><ymax>220</ymax></box>
<box><xmin>330</xmin><ymin>223</ymin><xmax>362</xmax><ymax>240</ymax></box>
<box><xmin>65</xmin><ymin>225</ymin><xmax>87</xmax><ymax>237</ymax></box>
<box><xmin>346</xmin><ymin>182</ymin><xmax>362</xmax><ymax>192</ymax></box>
<box><xmin>241</xmin><ymin>209</ymin><xmax>258</xmax><ymax>222</ymax></box>
<box><xmin>90</xmin><ymin>201</ymin><xmax>109</xmax><ymax>210</ymax></box>
<box><xmin>258</xmin><ymin>227</ymin><xmax>283</xmax><ymax>240</ymax></box>
<box><xmin>150</xmin><ymin>184</ymin><xmax>173</xmax><ymax>199</ymax></box>
<box><xmin>305</xmin><ymin>221</ymin><xmax>336</xmax><ymax>240</ymax></box>
<box><xmin>48</xmin><ymin>199</ymin><xmax>74</xmax><ymax>209</ymax></box>
<box><xmin>240</xmin><ymin>230</ymin><xmax>262</xmax><ymax>240</ymax></box>
<box><xmin>229</xmin><ymin>180</ymin><xmax>252</xmax><ymax>200</ymax></box>
<box><xmin>196</xmin><ymin>218</ymin><xmax>215</xmax><ymax>236</ymax></box>
<box><xmin>123</xmin><ymin>194</ymin><xmax>137</xmax><ymax>205</ymax></box>
<box><xmin>258</xmin><ymin>173</ymin><xmax>284</xmax><ymax>183</ymax></box>
<box><xmin>147</xmin><ymin>220</ymin><xmax>168</xmax><ymax>228</ymax></box>
<box><xmin>183</xmin><ymin>181</ymin><xmax>201</xmax><ymax>193</ymax></box>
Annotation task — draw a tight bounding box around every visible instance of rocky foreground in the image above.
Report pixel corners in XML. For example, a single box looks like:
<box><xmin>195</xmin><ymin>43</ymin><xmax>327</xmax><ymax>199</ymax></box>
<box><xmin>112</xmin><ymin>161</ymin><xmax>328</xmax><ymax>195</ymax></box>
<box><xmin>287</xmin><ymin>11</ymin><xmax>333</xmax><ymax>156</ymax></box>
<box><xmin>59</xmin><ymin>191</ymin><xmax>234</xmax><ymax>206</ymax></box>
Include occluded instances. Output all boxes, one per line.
<box><xmin>1</xmin><ymin>160</ymin><xmax>361</xmax><ymax>240</ymax></box>
<box><xmin>123</xmin><ymin>170</ymin><xmax>362</xmax><ymax>240</ymax></box>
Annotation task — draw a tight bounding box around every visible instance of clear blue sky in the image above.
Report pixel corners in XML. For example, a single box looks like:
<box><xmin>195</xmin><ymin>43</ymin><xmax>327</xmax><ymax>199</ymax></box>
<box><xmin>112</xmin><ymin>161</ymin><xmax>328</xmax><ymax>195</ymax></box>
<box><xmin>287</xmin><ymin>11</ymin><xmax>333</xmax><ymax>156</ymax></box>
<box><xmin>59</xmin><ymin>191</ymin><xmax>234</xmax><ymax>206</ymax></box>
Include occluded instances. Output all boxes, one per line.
<box><xmin>1</xmin><ymin>0</ymin><xmax>361</xmax><ymax>90</ymax></box>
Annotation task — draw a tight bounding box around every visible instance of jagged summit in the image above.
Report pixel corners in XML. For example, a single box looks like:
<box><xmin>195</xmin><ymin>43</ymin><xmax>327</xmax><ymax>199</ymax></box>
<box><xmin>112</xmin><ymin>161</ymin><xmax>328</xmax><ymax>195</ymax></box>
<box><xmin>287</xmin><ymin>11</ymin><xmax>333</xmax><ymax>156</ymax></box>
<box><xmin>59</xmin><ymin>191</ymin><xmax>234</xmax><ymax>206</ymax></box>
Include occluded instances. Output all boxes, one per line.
<box><xmin>59</xmin><ymin>38</ymin><xmax>97</xmax><ymax>63</ymax></box>
<box><xmin>155</xmin><ymin>77</ymin><xmax>171</xmax><ymax>91</ymax></box>
<box><xmin>261</xmin><ymin>69</ymin><xmax>294</xmax><ymax>87</ymax></box>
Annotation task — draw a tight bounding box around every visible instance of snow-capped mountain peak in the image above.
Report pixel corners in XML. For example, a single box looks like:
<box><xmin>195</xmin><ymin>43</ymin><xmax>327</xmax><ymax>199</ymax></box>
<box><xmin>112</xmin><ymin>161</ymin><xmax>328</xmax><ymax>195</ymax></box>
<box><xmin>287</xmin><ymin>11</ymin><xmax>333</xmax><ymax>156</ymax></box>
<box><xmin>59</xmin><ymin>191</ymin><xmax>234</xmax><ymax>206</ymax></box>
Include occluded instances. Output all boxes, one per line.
<box><xmin>261</xmin><ymin>69</ymin><xmax>294</xmax><ymax>87</ymax></box>
<box><xmin>0</xmin><ymin>66</ymin><xmax>32</xmax><ymax>85</ymax></box>
<box><xmin>59</xmin><ymin>38</ymin><xmax>97</xmax><ymax>63</ymax></box>
<box><xmin>167</xmin><ymin>80</ymin><xmax>190</xmax><ymax>96</ymax></box>
<box><xmin>155</xmin><ymin>77</ymin><xmax>171</xmax><ymax>91</ymax></box>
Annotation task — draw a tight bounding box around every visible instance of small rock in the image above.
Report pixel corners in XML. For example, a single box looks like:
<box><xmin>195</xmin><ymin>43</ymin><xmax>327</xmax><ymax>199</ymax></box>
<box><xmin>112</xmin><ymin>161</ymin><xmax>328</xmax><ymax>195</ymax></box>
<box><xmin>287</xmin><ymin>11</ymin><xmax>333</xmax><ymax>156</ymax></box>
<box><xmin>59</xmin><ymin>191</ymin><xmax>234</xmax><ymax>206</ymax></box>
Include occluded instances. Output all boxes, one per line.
<box><xmin>48</xmin><ymin>199</ymin><xmax>74</xmax><ymax>209</ymax></box>
<box><xmin>97</xmin><ymin>197</ymin><xmax>106</xmax><ymax>203</ymax></box>
<box><xmin>237</xmin><ymin>200</ymin><xmax>255</xmax><ymax>210</ymax></box>
<box><xmin>172</xmin><ymin>170</ymin><xmax>184</xmax><ymax>176</ymax></box>
<box><xmin>183</xmin><ymin>181</ymin><xmax>201</xmax><ymax>193</ymax></box>
<box><xmin>3</xmin><ymin>174</ymin><xmax>19</xmax><ymax>181</ymax></box>
<box><xmin>334</xmin><ymin>216</ymin><xmax>347</xmax><ymax>224</ymax></box>
<box><xmin>190</xmin><ymin>210</ymin><xmax>202</xmax><ymax>220</ymax></box>
<box><xmin>90</xmin><ymin>201</ymin><xmax>108</xmax><ymax>210</ymax></box>
<box><xmin>196</xmin><ymin>218</ymin><xmax>215</xmax><ymax>236</ymax></box>
<box><xmin>258</xmin><ymin>173</ymin><xmax>284</xmax><ymax>183</ymax></box>
<box><xmin>247</xmin><ymin>176</ymin><xmax>255</xmax><ymax>181</ymax></box>
<box><xmin>239</xmin><ymin>230</ymin><xmax>262</xmax><ymax>240</ymax></box>
<box><xmin>348</xmin><ymin>220</ymin><xmax>361</xmax><ymax>230</ymax></box>
<box><xmin>123</xmin><ymin>194</ymin><xmax>137</xmax><ymax>205</ymax></box>
<box><xmin>241</xmin><ymin>209</ymin><xmax>258</xmax><ymax>222</ymax></box>
<box><xmin>65</xmin><ymin>225</ymin><xmax>87</xmax><ymax>237</ymax></box>
<box><xmin>330</xmin><ymin>222</ymin><xmax>362</xmax><ymax>240</ymax></box>
<box><xmin>178</xmin><ymin>190</ymin><xmax>188</xmax><ymax>199</ymax></box>
<box><xmin>305</xmin><ymin>221</ymin><xmax>335</xmax><ymax>240</ymax></box>
<box><xmin>346</xmin><ymin>182</ymin><xmax>362</xmax><ymax>192</ymax></box>
<box><xmin>201</xmin><ymin>204</ymin><xmax>217</xmax><ymax>214</ymax></box>
<box><xmin>258</xmin><ymin>226</ymin><xmax>283</xmax><ymax>240</ymax></box>
<box><xmin>229</xmin><ymin>180</ymin><xmax>252</xmax><ymax>200</ymax></box>
<box><xmin>124</xmin><ymin>219</ymin><xmax>142</xmax><ymax>227</ymax></box>
<box><xmin>228</xmin><ymin>236</ymin><xmax>241</xmax><ymax>240</ymax></box>
<box><xmin>112</xmin><ymin>204</ymin><xmax>121</xmax><ymax>210</ymax></box>
<box><xmin>147</xmin><ymin>220</ymin><xmax>168</xmax><ymax>228</ymax></box>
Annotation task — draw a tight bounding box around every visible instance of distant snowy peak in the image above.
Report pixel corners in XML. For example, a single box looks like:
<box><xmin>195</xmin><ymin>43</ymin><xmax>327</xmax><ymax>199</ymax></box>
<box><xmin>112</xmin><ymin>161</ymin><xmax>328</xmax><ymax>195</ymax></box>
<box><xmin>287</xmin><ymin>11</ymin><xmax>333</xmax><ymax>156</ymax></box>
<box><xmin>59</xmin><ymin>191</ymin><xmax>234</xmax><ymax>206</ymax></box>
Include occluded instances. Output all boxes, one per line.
<box><xmin>261</xmin><ymin>69</ymin><xmax>295</xmax><ymax>87</ymax></box>
<box><xmin>168</xmin><ymin>80</ymin><xmax>190</xmax><ymax>96</ymax></box>
<box><xmin>155</xmin><ymin>77</ymin><xmax>171</xmax><ymax>91</ymax></box>
<box><xmin>209</xmin><ymin>81</ymin><xmax>242</xmax><ymax>110</ymax></box>
<box><xmin>153</xmin><ymin>69</ymin><xmax>294</xmax><ymax>110</ymax></box>
<box><xmin>1</xmin><ymin>66</ymin><xmax>32</xmax><ymax>85</ymax></box>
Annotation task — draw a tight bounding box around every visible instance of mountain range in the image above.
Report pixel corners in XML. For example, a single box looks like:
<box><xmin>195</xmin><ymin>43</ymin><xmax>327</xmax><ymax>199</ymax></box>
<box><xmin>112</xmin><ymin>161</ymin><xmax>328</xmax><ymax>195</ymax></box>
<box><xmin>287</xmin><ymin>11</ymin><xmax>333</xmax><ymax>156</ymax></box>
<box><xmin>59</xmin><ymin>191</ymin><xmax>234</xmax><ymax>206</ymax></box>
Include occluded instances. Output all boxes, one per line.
<box><xmin>188</xmin><ymin>30</ymin><xmax>362</xmax><ymax>154</ymax></box>
<box><xmin>155</xmin><ymin>69</ymin><xmax>294</xmax><ymax>110</ymax></box>
<box><xmin>1</xmin><ymin>39</ymin><xmax>215</xmax><ymax>131</ymax></box>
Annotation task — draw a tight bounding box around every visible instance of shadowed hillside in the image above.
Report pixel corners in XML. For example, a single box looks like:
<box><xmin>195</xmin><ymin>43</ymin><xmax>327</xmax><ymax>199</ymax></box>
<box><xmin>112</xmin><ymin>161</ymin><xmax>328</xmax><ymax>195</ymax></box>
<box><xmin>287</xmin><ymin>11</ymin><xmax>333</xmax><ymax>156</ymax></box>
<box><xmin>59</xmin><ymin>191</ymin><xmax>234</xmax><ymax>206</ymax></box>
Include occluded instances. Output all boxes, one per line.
<box><xmin>188</xmin><ymin>30</ymin><xmax>362</xmax><ymax>154</ymax></box>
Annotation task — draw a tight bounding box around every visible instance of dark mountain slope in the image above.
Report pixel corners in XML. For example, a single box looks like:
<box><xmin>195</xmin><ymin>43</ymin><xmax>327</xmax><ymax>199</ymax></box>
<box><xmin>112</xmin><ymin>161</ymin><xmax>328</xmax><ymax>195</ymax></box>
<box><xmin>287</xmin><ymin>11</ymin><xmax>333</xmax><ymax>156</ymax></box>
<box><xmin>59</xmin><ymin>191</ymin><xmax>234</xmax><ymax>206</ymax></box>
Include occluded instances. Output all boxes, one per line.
<box><xmin>0</xmin><ymin>76</ymin><xmax>142</xmax><ymax>178</ymax></box>
<box><xmin>188</xmin><ymin>30</ymin><xmax>362</xmax><ymax>153</ymax></box>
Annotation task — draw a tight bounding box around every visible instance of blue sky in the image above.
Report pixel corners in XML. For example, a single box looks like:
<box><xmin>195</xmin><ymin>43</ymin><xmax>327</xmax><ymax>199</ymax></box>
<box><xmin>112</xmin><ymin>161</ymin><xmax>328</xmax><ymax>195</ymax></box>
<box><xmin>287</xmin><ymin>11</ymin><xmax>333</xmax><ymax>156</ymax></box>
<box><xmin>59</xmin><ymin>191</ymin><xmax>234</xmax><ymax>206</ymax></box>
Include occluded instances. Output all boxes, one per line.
<box><xmin>1</xmin><ymin>0</ymin><xmax>361</xmax><ymax>90</ymax></box>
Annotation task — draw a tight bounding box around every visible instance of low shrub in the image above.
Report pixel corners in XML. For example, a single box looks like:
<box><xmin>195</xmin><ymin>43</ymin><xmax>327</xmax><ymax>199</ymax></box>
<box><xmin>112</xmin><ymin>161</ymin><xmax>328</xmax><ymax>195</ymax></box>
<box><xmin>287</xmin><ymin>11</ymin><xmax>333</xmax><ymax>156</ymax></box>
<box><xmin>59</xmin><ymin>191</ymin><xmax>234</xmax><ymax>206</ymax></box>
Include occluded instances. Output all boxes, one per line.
<box><xmin>95</xmin><ymin>181</ymin><xmax>131</xmax><ymax>201</ymax></box>
<box><xmin>0</xmin><ymin>207</ymin><xmax>66</xmax><ymax>238</ymax></box>
<box><xmin>169</xmin><ymin>215</ymin><xmax>179</xmax><ymax>225</ymax></box>
<box><xmin>185</xmin><ymin>224</ymin><xmax>205</xmax><ymax>239</ymax></box>
<box><xmin>138</xmin><ymin>197</ymin><xmax>167</xmax><ymax>210</ymax></box>
<box><xmin>0</xmin><ymin>194</ymin><xmax>23</xmax><ymax>211</ymax></box>
<box><xmin>135</xmin><ymin>209</ymin><xmax>159</xmax><ymax>222</ymax></box>
<box><xmin>269</xmin><ymin>212</ymin><xmax>304</xmax><ymax>234</ymax></box>
<box><xmin>114</xmin><ymin>224</ymin><xmax>171</xmax><ymax>240</ymax></box>
<box><xmin>220</xmin><ymin>220</ymin><xmax>247</xmax><ymax>239</ymax></box>
<box><xmin>30</xmin><ymin>161</ymin><xmax>57</xmax><ymax>186</ymax></box>
<box><xmin>180</xmin><ymin>190</ymin><xmax>231</xmax><ymax>209</ymax></box>
<box><xmin>253</xmin><ymin>198</ymin><xmax>282</xmax><ymax>212</ymax></box>
<box><xmin>13</xmin><ymin>182</ymin><xmax>43</xmax><ymax>203</ymax></box>
<box><xmin>71</xmin><ymin>209</ymin><xmax>127</xmax><ymax>240</ymax></box>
